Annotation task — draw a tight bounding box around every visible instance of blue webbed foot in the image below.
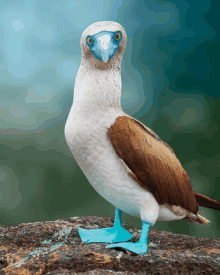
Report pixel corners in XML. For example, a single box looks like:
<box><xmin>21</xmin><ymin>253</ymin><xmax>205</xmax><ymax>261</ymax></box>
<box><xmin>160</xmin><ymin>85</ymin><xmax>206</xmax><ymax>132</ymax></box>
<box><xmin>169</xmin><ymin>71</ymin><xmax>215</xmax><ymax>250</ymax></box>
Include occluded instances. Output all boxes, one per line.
<box><xmin>77</xmin><ymin>208</ymin><xmax>132</xmax><ymax>244</ymax></box>
<box><xmin>77</xmin><ymin>226</ymin><xmax>132</xmax><ymax>244</ymax></box>
<box><xmin>107</xmin><ymin>241</ymin><xmax>148</xmax><ymax>254</ymax></box>
<box><xmin>107</xmin><ymin>221</ymin><xmax>151</xmax><ymax>255</ymax></box>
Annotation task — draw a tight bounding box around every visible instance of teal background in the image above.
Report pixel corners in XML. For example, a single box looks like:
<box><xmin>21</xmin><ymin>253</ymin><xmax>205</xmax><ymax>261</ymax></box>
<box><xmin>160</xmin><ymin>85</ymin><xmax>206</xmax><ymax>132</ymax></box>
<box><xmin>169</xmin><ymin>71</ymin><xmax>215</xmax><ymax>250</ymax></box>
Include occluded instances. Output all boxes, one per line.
<box><xmin>0</xmin><ymin>0</ymin><xmax>219</xmax><ymax>239</ymax></box>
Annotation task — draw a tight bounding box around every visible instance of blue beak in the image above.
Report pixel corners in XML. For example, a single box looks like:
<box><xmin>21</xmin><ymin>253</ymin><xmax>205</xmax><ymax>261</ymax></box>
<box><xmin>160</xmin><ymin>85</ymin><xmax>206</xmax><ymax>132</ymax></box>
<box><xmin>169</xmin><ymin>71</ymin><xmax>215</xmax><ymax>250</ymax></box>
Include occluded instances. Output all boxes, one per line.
<box><xmin>87</xmin><ymin>31</ymin><xmax>120</xmax><ymax>63</ymax></box>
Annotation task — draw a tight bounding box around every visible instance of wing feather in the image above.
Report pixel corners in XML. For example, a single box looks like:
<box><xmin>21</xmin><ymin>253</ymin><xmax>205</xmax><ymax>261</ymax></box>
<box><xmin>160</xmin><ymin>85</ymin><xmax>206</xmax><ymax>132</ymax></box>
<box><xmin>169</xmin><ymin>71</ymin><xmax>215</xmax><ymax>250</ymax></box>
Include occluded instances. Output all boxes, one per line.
<box><xmin>108</xmin><ymin>116</ymin><xmax>198</xmax><ymax>214</ymax></box>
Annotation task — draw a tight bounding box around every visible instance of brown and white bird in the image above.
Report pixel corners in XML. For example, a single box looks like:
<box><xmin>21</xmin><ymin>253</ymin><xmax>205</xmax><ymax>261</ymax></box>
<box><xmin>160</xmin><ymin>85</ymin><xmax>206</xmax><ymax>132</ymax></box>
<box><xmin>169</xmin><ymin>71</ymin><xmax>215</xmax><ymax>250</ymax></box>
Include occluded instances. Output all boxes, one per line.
<box><xmin>64</xmin><ymin>21</ymin><xmax>220</xmax><ymax>254</ymax></box>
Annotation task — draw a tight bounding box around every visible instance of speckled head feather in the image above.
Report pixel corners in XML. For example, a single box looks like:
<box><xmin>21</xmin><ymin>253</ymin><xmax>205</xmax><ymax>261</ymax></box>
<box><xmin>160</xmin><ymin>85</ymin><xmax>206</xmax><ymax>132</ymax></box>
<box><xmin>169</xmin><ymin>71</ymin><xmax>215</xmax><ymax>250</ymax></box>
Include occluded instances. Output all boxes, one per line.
<box><xmin>80</xmin><ymin>21</ymin><xmax>127</xmax><ymax>69</ymax></box>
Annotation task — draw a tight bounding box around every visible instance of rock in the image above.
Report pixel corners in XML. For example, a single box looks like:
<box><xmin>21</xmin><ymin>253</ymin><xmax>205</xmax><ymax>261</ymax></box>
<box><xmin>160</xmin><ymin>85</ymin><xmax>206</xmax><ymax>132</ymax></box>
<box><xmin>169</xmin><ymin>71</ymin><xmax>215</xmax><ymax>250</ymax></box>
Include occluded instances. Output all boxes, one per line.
<box><xmin>0</xmin><ymin>216</ymin><xmax>220</xmax><ymax>274</ymax></box>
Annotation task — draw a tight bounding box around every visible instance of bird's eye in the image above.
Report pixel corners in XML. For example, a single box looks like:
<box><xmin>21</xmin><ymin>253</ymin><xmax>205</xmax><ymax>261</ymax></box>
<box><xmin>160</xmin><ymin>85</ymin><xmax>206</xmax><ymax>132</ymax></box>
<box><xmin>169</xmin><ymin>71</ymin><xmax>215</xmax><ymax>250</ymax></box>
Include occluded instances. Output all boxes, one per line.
<box><xmin>87</xmin><ymin>37</ymin><xmax>94</xmax><ymax>45</ymax></box>
<box><xmin>114</xmin><ymin>33</ymin><xmax>121</xmax><ymax>40</ymax></box>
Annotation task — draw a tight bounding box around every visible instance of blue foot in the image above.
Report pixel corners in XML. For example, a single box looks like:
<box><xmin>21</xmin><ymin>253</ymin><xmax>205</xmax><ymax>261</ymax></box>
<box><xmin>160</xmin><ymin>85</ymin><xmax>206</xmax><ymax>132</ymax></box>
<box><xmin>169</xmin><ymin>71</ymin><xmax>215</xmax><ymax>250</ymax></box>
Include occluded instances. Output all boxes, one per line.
<box><xmin>77</xmin><ymin>226</ymin><xmax>132</xmax><ymax>244</ymax></box>
<box><xmin>107</xmin><ymin>241</ymin><xmax>148</xmax><ymax>254</ymax></box>
<box><xmin>78</xmin><ymin>208</ymin><xmax>132</xmax><ymax>244</ymax></box>
<box><xmin>107</xmin><ymin>221</ymin><xmax>151</xmax><ymax>255</ymax></box>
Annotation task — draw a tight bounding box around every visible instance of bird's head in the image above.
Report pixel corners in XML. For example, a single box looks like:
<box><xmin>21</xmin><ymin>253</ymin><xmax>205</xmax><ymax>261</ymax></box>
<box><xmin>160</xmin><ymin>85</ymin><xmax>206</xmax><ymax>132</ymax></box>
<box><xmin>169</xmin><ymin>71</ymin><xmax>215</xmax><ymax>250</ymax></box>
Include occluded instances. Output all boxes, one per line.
<box><xmin>80</xmin><ymin>21</ymin><xmax>127</xmax><ymax>67</ymax></box>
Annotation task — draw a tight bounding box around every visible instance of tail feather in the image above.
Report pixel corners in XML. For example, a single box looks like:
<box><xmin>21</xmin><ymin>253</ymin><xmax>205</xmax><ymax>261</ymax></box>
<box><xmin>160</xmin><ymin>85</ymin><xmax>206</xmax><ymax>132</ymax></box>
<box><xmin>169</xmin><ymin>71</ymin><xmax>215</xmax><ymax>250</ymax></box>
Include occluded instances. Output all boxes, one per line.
<box><xmin>183</xmin><ymin>213</ymin><xmax>210</xmax><ymax>225</ymax></box>
<box><xmin>196</xmin><ymin>214</ymin><xmax>210</xmax><ymax>225</ymax></box>
<box><xmin>195</xmin><ymin>192</ymin><xmax>220</xmax><ymax>211</ymax></box>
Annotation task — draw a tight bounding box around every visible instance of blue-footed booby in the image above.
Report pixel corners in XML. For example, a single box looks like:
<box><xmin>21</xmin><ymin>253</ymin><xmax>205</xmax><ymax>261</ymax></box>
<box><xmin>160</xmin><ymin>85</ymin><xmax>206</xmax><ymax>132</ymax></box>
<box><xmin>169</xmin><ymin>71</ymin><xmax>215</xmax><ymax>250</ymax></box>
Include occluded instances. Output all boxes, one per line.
<box><xmin>64</xmin><ymin>21</ymin><xmax>220</xmax><ymax>255</ymax></box>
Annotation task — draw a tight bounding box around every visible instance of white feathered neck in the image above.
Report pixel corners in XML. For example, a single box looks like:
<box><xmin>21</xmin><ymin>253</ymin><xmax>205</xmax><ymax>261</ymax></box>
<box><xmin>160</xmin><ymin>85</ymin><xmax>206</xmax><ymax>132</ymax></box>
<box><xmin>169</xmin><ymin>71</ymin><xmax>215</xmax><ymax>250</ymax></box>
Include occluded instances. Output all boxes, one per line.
<box><xmin>72</xmin><ymin>21</ymin><xmax>127</xmax><ymax>118</ymax></box>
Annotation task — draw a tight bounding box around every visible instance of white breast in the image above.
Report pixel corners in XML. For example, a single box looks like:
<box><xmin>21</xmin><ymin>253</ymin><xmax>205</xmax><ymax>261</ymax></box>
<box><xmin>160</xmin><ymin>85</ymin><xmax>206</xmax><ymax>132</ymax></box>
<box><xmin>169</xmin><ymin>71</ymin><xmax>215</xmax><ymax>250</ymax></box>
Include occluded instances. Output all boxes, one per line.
<box><xmin>65</xmin><ymin>107</ymin><xmax>163</xmax><ymax>225</ymax></box>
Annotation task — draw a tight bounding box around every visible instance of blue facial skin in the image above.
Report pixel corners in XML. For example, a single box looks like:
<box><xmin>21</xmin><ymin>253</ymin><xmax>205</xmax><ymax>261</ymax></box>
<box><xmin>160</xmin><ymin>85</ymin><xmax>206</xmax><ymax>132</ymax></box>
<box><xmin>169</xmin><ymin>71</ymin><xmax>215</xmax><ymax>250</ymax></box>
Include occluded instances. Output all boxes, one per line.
<box><xmin>86</xmin><ymin>31</ymin><xmax>122</xmax><ymax>63</ymax></box>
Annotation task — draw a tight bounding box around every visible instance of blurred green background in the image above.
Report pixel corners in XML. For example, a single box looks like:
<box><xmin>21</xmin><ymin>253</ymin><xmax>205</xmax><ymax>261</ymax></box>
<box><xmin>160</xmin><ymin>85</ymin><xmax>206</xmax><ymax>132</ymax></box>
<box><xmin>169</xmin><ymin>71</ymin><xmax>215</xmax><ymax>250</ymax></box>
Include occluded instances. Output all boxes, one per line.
<box><xmin>0</xmin><ymin>0</ymin><xmax>219</xmax><ymax>239</ymax></box>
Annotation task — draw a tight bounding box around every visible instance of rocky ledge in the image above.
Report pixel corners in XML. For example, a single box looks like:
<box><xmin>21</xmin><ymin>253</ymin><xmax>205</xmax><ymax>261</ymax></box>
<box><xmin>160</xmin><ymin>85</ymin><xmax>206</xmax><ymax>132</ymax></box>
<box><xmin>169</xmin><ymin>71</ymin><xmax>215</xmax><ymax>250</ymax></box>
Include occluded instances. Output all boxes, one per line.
<box><xmin>0</xmin><ymin>216</ymin><xmax>220</xmax><ymax>274</ymax></box>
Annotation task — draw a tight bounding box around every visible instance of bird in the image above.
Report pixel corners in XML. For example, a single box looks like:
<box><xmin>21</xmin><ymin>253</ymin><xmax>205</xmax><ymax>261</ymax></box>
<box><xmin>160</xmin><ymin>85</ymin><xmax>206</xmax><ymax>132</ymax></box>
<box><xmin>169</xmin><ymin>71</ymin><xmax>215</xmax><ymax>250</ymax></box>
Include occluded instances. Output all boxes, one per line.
<box><xmin>64</xmin><ymin>21</ymin><xmax>220</xmax><ymax>255</ymax></box>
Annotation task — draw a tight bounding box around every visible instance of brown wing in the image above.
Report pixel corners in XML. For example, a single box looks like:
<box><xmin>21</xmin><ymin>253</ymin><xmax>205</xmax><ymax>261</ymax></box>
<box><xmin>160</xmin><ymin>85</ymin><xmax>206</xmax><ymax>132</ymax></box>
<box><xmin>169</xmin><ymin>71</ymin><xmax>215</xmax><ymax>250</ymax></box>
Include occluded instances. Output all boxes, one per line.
<box><xmin>108</xmin><ymin>116</ymin><xmax>198</xmax><ymax>214</ymax></box>
<box><xmin>129</xmin><ymin>117</ymin><xmax>175</xmax><ymax>153</ymax></box>
<box><xmin>194</xmin><ymin>192</ymin><xmax>220</xmax><ymax>211</ymax></box>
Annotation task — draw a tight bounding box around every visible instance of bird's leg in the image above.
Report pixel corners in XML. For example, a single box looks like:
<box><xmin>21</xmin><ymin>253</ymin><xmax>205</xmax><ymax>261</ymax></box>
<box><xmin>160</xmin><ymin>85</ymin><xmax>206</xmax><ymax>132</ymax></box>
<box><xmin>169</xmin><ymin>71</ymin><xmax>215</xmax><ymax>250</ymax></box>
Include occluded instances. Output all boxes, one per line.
<box><xmin>77</xmin><ymin>208</ymin><xmax>132</xmax><ymax>244</ymax></box>
<box><xmin>107</xmin><ymin>221</ymin><xmax>150</xmax><ymax>254</ymax></box>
